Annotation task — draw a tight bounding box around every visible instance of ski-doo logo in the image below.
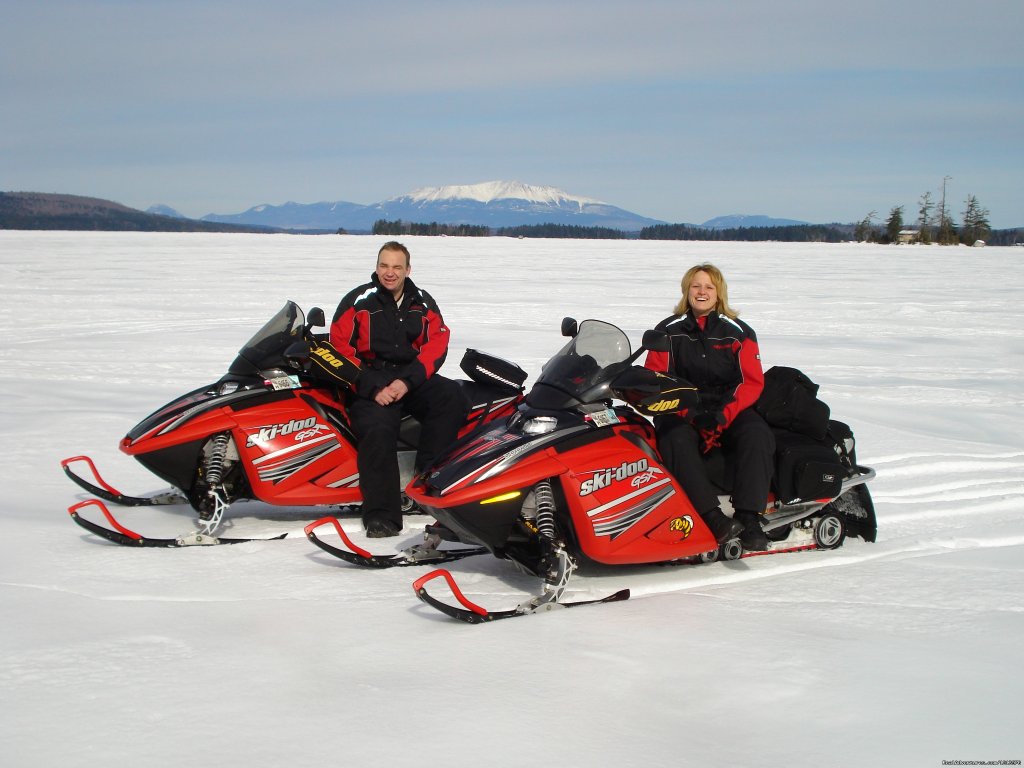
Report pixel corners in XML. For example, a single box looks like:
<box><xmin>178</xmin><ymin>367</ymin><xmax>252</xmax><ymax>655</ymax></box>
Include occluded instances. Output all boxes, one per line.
<box><xmin>669</xmin><ymin>515</ymin><xmax>693</xmax><ymax>538</ymax></box>
<box><xmin>246</xmin><ymin>417</ymin><xmax>326</xmax><ymax>447</ymax></box>
<box><xmin>645</xmin><ymin>398</ymin><xmax>680</xmax><ymax>413</ymax></box>
<box><xmin>579</xmin><ymin>459</ymin><xmax>660</xmax><ymax>496</ymax></box>
<box><xmin>312</xmin><ymin>347</ymin><xmax>347</xmax><ymax>368</ymax></box>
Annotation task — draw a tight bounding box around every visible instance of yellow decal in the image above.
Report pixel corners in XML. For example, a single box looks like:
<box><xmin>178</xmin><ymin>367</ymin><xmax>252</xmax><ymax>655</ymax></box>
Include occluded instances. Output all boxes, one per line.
<box><xmin>646</xmin><ymin>398</ymin><xmax>680</xmax><ymax>413</ymax></box>
<box><xmin>312</xmin><ymin>346</ymin><xmax>350</xmax><ymax>369</ymax></box>
<box><xmin>669</xmin><ymin>515</ymin><xmax>693</xmax><ymax>537</ymax></box>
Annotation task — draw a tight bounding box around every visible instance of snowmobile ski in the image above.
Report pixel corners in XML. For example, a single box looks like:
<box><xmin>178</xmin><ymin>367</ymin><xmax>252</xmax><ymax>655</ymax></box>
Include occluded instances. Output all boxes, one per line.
<box><xmin>67</xmin><ymin>499</ymin><xmax>288</xmax><ymax>547</ymax></box>
<box><xmin>62</xmin><ymin>456</ymin><xmax>188</xmax><ymax>507</ymax></box>
<box><xmin>412</xmin><ymin>568</ymin><xmax>631</xmax><ymax>624</ymax></box>
<box><xmin>304</xmin><ymin>516</ymin><xmax>489</xmax><ymax>568</ymax></box>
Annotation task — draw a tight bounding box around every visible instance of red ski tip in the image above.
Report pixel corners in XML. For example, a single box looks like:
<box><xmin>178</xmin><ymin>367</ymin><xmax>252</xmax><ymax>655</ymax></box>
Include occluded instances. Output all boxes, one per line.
<box><xmin>413</xmin><ymin>569</ymin><xmax>490</xmax><ymax>617</ymax></box>
<box><xmin>303</xmin><ymin>516</ymin><xmax>372</xmax><ymax>558</ymax></box>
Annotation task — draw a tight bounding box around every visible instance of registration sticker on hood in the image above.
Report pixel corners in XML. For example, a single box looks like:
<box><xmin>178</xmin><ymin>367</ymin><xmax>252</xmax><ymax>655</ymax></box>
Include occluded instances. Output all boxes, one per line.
<box><xmin>266</xmin><ymin>374</ymin><xmax>300</xmax><ymax>391</ymax></box>
<box><xmin>584</xmin><ymin>408</ymin><xmax>621</xmax><ymax>428</ymax></box>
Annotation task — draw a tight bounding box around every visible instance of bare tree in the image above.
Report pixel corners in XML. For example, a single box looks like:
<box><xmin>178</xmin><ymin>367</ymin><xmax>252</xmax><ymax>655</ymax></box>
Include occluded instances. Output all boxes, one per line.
<box><xmin>917</xmin><ymin>191</ymin><xmax>933</xmax><ymax>244</ymax></box>
<box><xmin>855</xmin><ymin>210</ymin><xmax>877</xmax><ymax>243</ymax></box>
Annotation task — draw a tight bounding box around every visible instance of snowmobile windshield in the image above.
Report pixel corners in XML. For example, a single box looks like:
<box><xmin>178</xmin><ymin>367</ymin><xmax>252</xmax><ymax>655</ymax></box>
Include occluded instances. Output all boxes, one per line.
<box><xmin>228</xmin><ymin>301</ymin><xmax>306</xmax><ymax>375</ymax></box>
<box><xmin>530</xmin><ymin>320</ymin><xmax>632</xmax><ymax>406</ymax></box>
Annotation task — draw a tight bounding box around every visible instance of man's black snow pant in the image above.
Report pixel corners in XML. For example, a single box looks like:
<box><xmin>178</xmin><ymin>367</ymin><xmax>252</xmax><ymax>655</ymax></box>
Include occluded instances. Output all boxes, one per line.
<box><xmin>347</xmin><ymin>375</ymin><xmax>468</xmax><ymax>530</ymax></box>
<box><xmin>654</xmin><ymin>408</ymin><xmax>776</xmax><ymax>516</ymax></box>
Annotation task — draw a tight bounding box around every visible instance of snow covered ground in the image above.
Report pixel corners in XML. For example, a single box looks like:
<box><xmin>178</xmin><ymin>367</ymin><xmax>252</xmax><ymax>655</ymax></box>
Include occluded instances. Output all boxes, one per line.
<box><xmin>2</xmin><ymin>231</ymin><xmax>1022</xmax><ymax>768</ymax></box>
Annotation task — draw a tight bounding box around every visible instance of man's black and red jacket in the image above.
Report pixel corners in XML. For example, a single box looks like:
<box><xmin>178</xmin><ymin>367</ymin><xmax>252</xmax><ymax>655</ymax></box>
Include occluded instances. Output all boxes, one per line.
<box><xmin>330</xmin><ymin>274</ymin><xmax>451</xmax><ymax>399</ymax></box>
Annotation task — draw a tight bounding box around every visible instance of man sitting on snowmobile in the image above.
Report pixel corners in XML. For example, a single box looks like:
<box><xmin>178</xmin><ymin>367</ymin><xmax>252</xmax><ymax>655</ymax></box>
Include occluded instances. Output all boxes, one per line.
<box><xmin>644</xmin><ymin>263</ymin><xmax>774</xmax><ymax>551</ymax></box>
<box><xmin>330</xmin><ymin>241</ymin><xmax>467</xmax><ymax>538</ymax></box>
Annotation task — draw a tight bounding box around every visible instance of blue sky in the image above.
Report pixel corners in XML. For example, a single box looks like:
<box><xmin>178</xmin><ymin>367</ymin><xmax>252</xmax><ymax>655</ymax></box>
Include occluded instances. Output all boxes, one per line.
<box><xmin>3</xmin><ymin>0</ymin><xmax>1022</xmax><ymax>227</ymax></box>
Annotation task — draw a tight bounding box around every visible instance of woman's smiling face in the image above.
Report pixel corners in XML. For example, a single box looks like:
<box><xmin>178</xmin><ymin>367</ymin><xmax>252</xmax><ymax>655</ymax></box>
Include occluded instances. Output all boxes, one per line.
<box><xmin>687</xmin><ymin>270</ymin><xmax>718</xmax><ymax>317</ymax></box>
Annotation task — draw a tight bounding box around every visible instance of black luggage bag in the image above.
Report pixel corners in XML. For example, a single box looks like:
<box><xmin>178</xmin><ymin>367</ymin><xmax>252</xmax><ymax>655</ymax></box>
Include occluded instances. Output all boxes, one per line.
<box><xmin>773</xmin><ymin>420</ymin><xmax>856</xmax><ymax>503</ymax></box>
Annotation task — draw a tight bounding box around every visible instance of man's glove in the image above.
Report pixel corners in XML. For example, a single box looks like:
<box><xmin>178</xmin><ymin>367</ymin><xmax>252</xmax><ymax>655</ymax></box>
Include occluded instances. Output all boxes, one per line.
<box><xmin>308</xmin><ymin>341</ymin><xmax>361</xmax><ymax>389</ymax></box>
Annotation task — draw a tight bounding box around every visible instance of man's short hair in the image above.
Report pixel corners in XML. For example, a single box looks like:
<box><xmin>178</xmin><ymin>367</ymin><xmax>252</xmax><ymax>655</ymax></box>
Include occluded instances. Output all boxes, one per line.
<box><xmin>378</xmin><ymin>241</ymin><xmax>410</xmax><ymax>267</ymax></box>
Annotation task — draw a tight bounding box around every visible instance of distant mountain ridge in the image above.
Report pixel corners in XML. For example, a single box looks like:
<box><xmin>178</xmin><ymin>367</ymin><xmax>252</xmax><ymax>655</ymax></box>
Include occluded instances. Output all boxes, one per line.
<box><xmin>2</xmin><ymin>187</ymin><xmax>838</xmax><ymax>236</ymax></box>
<box><xmin>201</xmin><ymin>181</ymin><xmax>666</xmax><ymax>232</ymax></box>
<box><xmin>0</xmin><ymin>192</ymin><xmax>274</xmax><ymax>233</ymax></box>
<box><xmin>701</xmin><ymin>214</ymin><xmax>810</xmax><ymax>229</ymax></box>
<box><xmin>203</xmin><ymin>200</ymin><xmax>368</xmax><ymax>231</ymax></box>
<box><xmin>145</xmin><ymin>204</ymin><xmax>186</xmax><ymax>219</ymax></box>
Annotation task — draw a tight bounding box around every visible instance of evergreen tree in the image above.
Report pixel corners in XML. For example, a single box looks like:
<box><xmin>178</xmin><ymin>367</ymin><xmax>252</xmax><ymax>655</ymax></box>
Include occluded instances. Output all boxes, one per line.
<box><xmin>885</xmin><ymin>205</ymin><xmax>904</xmax><ymax>244</ymax></box>
<box><xmin>960</xmin><ymin>195</ymin><xmax>991</xmax><ymax>244</ymax></box>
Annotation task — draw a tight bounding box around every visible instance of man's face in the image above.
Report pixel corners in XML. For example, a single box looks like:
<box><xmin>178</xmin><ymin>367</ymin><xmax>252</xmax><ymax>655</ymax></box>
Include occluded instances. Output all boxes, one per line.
<box><xmin>376</xmin><ymin>248</ymin><xmax>410</xmax><ymax>298</ymax></box>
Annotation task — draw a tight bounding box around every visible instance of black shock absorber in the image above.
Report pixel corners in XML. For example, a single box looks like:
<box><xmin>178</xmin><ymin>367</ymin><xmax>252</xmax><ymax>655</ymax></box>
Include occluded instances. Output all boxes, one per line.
<box><xmin>203</xmin><ymin>433</ymin><xmax>231</xmax><ymax>487</ymax></box>
<box><xmin>532</xmin><ymin>478</ymin><xmax>576</xmax><ymax>599</ymax></box>
<box><xmin>534</xmin><ymin>479</ymin><xmax>557</xmax><ymax>541</ymax></box>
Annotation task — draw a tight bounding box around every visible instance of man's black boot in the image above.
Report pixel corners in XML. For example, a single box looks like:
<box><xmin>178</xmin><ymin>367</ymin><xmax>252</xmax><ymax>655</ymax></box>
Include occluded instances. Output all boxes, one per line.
<box><xmin>365</xmin><ymin>518</ymin><xmax>401</xmax><ymax>538</ymax></box>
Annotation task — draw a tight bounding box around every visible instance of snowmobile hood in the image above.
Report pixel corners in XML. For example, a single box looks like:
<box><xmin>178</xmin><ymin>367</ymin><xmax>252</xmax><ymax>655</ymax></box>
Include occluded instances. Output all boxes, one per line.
<box><xmin>124</xmin><ymin>383</ymin><xmax>283</xmax><ymax>443</ymax></box>
<box><xmin>420</xmin><ymin>408</ymin><xmax>590</xmax><ymax>497</ymax></box>
<box><xmin>419</xmin><ymin>320</ymin><xmax>641</xmax><ymax>497</ymax></box>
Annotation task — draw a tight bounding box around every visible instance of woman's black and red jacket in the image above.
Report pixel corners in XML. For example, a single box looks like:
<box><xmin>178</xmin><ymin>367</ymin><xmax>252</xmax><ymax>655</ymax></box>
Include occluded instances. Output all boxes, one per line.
<box><xmin>643</xmin><ymin>310</ymin><xmax>765</xmax><ymax>428</ymax></box>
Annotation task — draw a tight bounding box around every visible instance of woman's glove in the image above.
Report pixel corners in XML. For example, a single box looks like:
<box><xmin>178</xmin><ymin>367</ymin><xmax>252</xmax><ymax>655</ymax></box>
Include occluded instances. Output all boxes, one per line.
<box><xmin>690</xmin><ymin>410</ymin><xmax>725</xmax><ymax>453</ymax></box>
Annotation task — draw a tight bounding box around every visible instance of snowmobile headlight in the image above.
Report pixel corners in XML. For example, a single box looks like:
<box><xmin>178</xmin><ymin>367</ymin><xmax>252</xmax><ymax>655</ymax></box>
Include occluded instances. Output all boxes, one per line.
<box><xmin>218</xmin><ymin>381</ymin><xmax>240</xmax><ymax>395</ymax></box>
<box><xmin>522</xmin><ymin>416</ymin><xmax>557</xmax><ymax>435</ymax></box>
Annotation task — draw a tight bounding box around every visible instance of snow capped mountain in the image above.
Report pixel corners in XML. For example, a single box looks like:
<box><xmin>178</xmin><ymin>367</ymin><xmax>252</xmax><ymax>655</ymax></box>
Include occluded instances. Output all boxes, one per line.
<box><xmin>398</xmin><ymin>180</ymin><xmax>603</xmax><ymax>208</ymax></box>
<box><xmin>202</xmin><ymin>181</ymin><xmax>664</xmax><ymax>232</ymax></box>
<box><xmin>367</xmin><ymin>180</ymin><xmax>661</xmax><ymax>231</ymax></box>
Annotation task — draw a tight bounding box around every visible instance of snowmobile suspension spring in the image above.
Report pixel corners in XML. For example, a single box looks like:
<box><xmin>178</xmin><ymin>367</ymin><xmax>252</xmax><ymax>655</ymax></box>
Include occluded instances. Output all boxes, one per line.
<box><xmin>534</xmin><ymin>479</ymin><xmax>557</xmax><ymax>540</ymax></box>
<box><xmin>204</xmin><ymin>433</ymin><xmax>231</xmax><ymax>486</ymax></box>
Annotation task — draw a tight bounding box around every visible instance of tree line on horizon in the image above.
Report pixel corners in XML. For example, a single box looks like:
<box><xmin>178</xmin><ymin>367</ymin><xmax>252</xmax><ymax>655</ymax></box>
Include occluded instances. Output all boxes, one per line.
<box><xmin>856</xmin><ymin>192</ymin><xmax>995</xmax><ymax>246</ymax></box>
<box><xmin>371</xmin><ymin>217</ymin><xmax>856</xmax><ymax>242</ymax></box>
<box><xmin>637</xmin><ymin>222</ymin><xmax>853</xmax><ymax>242</ymax></box>
<box><xmin>373</xmin><ymin>201</ymin><xmax>1021</xmax><ymax>245</ymax></box>
<box><xmin>370</xmin><ymin>219</ymin><xmax>627</xmax><ymax>239</ymax></box>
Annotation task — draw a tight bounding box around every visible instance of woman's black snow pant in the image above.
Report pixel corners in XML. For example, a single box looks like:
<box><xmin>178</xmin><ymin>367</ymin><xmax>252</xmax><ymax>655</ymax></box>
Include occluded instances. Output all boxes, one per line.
<box><xmin>654</xmin><ymin>408</ymin><xmax>776</xmax><ymax>516</ymax></box>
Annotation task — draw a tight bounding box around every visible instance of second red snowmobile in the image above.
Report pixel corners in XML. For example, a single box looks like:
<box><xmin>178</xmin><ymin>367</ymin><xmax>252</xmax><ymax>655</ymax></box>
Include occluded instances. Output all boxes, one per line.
<box><xmin>402</xmin><ymin>317</ymin><xmax>877</xmax><ymax>622</ymax></box>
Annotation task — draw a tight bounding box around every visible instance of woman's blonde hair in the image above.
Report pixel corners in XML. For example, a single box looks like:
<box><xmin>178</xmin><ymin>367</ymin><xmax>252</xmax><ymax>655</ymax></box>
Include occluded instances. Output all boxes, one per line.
<box><xmin>673</xmin><ymin>263</ymin><xmax>739</xmax><ymax>319</ymax></box>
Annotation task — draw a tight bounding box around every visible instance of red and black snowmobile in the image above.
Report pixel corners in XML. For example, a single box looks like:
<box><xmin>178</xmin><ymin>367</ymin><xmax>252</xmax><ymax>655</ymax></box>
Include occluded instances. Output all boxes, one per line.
<box><xmin>399</xmin><ymin>317</ymin><xmax>876</xmax><ymax>623</ymax></box>
<box><xmin>63</xmin><ymin>301</ymin><xmax>525</xmax><ymax>548</ymax></box>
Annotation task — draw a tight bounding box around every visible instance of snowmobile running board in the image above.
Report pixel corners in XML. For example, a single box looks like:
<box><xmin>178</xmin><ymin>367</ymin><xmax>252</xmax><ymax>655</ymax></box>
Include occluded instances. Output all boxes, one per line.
<box><xmin>412</xmin><ymin>568</ymin><xmax>631</xmax><ymax>624</ymax></box>
<box><xmin>304</xmin><ymin>516</ymin><xmax>489</xmax><ymax>568</ymax></box>
<box><xmin>61</xmin><ymin>455</ymin><xmax>188</xmax><ymax>507</ymax></box>
<box><xmin>67</xmin><ymin>499</ymin><xmax>288</xmax><ymax>547</ymax></box>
